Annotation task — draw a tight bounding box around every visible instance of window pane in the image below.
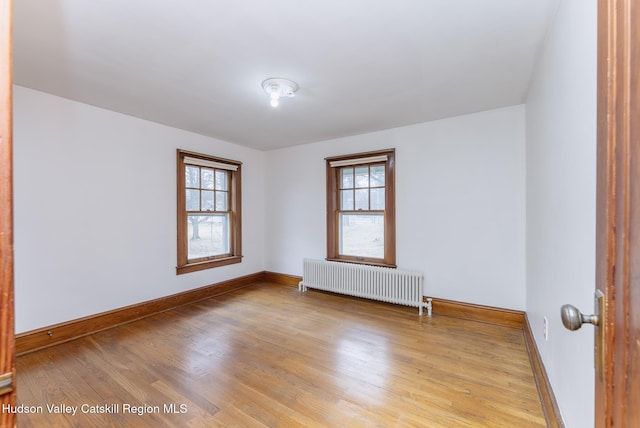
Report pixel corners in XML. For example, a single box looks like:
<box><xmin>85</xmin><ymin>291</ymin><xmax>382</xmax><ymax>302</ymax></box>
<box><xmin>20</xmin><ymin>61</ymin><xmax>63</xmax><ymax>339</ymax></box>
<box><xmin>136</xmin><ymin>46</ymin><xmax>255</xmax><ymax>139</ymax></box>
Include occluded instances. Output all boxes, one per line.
<box><xmin>216</xmin><ymin>190</ymin><xmax>228</xmax><ymax>211</ymax></box>
<box><xmin>370</xmin><ymin>188</ymin><xmax>385</xmax><ymax>210</ymax></box>
<box><xmin>354</xmin><ymin>166</ymin><xmax>369</xmax><ymax>188</ymax></box>
<box><xmin>186</xmin><ymin>189</ymin><xmax>200</xmax><ymax>211</ymax></box>
<box><xmin>201</xmin><ymin>168</ymin><xmax>214</xmax><ymax>190</ymax></box>
<box><xmin>341</xmin><ymin>168</ymin><xmax>354</xmax><ymax>189</ymax></box>
<box><xmin>339</xmin><ymin>213</ymin><xmax>384</xmax><ymax>259</ymax></box>
<box><xmin>341</xmin><ymin>189</ymin><xmax>354</xmax><ymax>210</ymax></box>
<box><xmin>201</xmin><ymin>190</ymin><xmax>214</xmax><ymax>210</ymax></box>
<box><xmin>370</xmin><ymin>165</ymin><xmax>385</xmax><ymax>187</ymax></box>
<box><xmin>215</xmin><ymin>170</ymin><xmax>228</xmax><ymax>190</ymax></box>
<box><xmin>187</xmin><ymin>214</ymin><xmax>230</xmax><ymax>260</ymax></box>
<box><xmin>186</xmin><ymin>166</ymin><xmax>200</xmax><ymax>188</ymax></box>
<box><xmin>355</xmin><ymin>188</ymin><xmax>369</xmax><ymax>210</ymax></box>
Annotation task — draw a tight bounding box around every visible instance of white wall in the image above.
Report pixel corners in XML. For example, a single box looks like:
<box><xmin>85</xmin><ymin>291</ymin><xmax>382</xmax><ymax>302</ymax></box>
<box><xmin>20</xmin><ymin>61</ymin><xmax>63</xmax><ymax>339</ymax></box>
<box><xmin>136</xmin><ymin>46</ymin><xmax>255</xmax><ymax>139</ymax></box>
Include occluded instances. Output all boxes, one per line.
<box><xmin>265</xmin><ymin>106</ymin><xmax>526</xmax><ymax>310</ymax></box>
<box><xmin>13</xmin><ymin>85</ymin><xmax>266</xmax><ymax>333</ymax></box>
<box><xmin>525</xmin><ymin>0</ymin><xmax>597</xmax><ymax>426</ymax></box>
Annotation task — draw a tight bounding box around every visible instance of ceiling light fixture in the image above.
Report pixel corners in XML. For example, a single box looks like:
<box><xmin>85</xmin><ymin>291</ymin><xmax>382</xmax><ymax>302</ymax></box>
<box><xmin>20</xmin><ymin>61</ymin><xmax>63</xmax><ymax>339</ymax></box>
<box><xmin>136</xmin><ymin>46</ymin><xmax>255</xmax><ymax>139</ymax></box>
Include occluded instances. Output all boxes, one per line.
<box><xmin>262</xmin><ymin>78</ymin><xmax>298</xmax><ymax>108</ymax></box>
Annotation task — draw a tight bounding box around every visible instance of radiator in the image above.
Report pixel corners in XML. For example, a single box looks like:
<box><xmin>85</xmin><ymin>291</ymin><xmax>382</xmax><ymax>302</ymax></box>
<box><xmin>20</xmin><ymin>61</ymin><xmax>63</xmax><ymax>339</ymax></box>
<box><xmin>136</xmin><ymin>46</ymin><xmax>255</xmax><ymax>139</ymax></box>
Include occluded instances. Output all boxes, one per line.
<box><xmin>299</xmin><ymin>259</ymin><xmax>431</xmax><ymax>316</ymax></box>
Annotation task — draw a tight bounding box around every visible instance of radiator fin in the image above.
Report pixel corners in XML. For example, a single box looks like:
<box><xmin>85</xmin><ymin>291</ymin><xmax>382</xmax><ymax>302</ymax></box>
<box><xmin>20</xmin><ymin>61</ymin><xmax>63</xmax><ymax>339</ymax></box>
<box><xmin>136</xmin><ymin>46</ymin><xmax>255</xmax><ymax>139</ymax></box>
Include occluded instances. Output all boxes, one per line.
<box><xmin>299</xmin><ymin>259</ymin><xmax>425</xmax><ymax>315</ymax></box>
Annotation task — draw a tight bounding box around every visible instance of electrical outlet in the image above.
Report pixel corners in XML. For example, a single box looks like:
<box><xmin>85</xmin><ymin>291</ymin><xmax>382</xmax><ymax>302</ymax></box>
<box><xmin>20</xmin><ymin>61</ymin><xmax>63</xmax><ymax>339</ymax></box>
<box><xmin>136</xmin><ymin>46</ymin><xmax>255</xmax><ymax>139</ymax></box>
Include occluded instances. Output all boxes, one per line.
<box><xmin>543</xmin><ymin>316</ymin><xmax>549</xmax><ymax>341</ymax></box>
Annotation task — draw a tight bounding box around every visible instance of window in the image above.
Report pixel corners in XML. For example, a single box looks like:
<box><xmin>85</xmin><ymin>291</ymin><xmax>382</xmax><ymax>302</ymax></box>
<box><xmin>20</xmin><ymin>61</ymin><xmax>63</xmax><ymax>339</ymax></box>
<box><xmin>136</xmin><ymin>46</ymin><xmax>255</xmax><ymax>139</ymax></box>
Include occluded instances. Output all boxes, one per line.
<box><xmin>177</xmin><ymin>150</ymin><xmax>242</xmax><ymax>274</ymax></box>
<box><xmin>326</xmin><ymin>149</ymin><xmax>396</xmax><ymax>267</ymax></box>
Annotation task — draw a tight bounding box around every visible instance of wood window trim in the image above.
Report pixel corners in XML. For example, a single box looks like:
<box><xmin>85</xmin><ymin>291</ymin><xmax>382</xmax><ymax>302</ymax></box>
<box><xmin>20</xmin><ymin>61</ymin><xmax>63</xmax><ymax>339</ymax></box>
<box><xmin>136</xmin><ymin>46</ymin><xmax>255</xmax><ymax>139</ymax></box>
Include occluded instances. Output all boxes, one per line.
<box><xmin>326</xmin><ymin>149</ymin><xmax>396</xmax><ymax>268</ymax></box>
<box><xmin>176</xmin><ymin>149</ymin><xmax>242</xmax><ymax>274</ymax></box>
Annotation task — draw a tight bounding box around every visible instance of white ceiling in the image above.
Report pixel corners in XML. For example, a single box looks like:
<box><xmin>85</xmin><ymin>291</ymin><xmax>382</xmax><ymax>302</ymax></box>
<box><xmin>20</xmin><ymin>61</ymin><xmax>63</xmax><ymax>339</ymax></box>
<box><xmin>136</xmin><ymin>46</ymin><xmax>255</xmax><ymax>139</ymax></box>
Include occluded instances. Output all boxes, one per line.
<box><xmin>13</xmin><ymin>0</ymin><xmax>559</xmax><ymax>151</ymax></box>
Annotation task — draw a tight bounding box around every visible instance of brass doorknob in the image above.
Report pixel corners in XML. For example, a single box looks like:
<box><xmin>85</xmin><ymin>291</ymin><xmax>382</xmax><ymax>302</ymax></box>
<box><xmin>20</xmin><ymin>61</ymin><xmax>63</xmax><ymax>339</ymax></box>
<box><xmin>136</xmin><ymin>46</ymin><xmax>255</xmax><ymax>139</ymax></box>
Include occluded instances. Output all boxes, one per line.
<box><xmin>560</xmin><ymin>304</ymin><xmax>599</xmax><ymax>331</ymax></box>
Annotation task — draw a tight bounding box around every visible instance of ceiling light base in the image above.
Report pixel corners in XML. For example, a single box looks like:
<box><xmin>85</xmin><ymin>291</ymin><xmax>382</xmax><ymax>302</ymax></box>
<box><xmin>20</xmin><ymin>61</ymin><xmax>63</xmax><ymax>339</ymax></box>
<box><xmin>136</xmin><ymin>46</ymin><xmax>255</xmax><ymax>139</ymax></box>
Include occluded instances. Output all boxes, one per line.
<box><xmin>262</xmin><ymin>78</ymin><xmax>298</xmax><ymax>107</ymax></box>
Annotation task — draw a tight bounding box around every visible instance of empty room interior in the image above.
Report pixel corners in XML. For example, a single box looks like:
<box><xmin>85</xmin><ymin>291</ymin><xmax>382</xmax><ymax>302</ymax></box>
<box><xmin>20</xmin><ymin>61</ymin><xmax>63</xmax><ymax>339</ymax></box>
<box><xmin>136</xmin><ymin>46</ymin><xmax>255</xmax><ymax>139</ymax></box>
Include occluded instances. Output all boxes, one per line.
<box><xmin>5</xmin><ymin>0</ymin><xmax>600</xmax><ymax>426</ymax></box>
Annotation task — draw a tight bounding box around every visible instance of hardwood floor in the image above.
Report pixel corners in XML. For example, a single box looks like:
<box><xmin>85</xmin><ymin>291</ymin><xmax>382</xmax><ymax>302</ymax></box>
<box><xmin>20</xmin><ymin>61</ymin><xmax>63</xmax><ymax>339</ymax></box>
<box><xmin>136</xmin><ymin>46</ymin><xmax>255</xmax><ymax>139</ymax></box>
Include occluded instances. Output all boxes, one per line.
<box><xmin>15</xmin><ymin>283</ymin><xmax>546</xmax><ymax>427</ymax></box>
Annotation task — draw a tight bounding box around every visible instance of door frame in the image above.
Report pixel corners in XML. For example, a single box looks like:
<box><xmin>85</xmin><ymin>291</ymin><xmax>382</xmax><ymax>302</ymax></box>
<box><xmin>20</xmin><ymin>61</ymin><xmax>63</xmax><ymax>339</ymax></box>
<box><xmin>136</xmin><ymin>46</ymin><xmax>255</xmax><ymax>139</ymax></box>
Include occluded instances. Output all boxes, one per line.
<box><xmin>596</xmin><ymin>0</ymin><xmax>639</xmax><ymax>426</ymax></box>
<box><xmin>0</xmin><ymin>0</ymin><xmax>16</xmax><ymax>426</ymax></box>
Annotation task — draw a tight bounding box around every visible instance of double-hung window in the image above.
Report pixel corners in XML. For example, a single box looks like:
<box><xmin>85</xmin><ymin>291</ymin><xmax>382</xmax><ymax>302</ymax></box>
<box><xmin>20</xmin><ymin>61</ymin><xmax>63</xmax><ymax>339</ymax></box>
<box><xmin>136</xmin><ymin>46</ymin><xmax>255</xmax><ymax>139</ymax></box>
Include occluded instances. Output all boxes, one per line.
<box><xmin>326</xmin><ymin>149</ymin><xmax>396</xmax><ymax>267</ymax></box>
<box><xmin>177</xmin><ymin>150</ymin><xmax>242</xmax><ymax>274</ymax></box>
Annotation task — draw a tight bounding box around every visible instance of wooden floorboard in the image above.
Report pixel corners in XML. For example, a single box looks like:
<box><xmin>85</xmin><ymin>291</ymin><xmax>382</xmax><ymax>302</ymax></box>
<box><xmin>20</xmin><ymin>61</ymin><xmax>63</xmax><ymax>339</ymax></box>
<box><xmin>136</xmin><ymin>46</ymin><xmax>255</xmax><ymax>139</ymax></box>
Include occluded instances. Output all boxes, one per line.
<box><xmin>15</xmin><ymin>283</ymin><xmax>546</xmax><ymax>427</ymax></box>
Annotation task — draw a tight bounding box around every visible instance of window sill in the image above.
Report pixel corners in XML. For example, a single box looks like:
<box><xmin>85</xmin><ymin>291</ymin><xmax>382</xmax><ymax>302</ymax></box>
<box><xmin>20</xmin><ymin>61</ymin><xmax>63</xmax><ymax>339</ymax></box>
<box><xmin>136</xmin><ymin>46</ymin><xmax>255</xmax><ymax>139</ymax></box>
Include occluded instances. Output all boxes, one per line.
<box><xmin>176</xmin><ymin>255</ymin><xmax>242</xmax><ymax>275</ymax></box>
<box><xmin>325</xmin><ymin>258</ymin><xmax>397</xmax><ymax>269</ymax></box>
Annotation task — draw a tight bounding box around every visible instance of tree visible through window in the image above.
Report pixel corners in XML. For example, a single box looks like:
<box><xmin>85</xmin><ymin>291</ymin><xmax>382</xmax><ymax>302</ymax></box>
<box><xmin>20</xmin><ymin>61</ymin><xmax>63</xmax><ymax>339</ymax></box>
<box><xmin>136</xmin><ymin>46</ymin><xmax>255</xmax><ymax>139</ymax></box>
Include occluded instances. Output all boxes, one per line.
<box><xmin>326</xmin><ymin>149</ymin><xmax>396</xmax><ymax>267</ymax></box>
<box><xmin>177</xmin><ymin>150</ymin><xmax>242</xmax><ymax>274</ymax></box>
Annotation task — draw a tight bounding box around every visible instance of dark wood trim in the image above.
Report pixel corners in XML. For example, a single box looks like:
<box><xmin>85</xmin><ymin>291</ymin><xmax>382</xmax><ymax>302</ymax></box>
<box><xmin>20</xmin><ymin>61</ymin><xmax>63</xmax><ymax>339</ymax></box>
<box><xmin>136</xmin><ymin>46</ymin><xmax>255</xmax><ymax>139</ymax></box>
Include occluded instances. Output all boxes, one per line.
<box><xmin>326</xmin><ymin>148</ymin><xmax>396</xmax><ymax>267</ymax></box>
<box><xmin>385</xmin><ymin>150</ymin><xmax>396</xmax><ymax>265</ymax></box>
<box><xmin>595</xmin><ymin>0</ymin><xmax>618</xmax><ymax>421</ymax></box>
<box><xmin>263</xmin><ymin>271</ymin><xmax>302</xmax><ymax>287</ymax></box>
<box><xmin>177</xmin><ymin>149</ymin><xmax>243</xmax><ymax>167</ymax></box>
<box><xmin>176</xmin><ymin>149</ymin><xmax>243</xmax><ymax>275</ymax></box>
<box><xmin>15</xmin><ymin>272</ymin><xmax>263</xmax><ymax>356</ymax></box>
<box><xmin>324</xmin><ymin>148</ymin><xmax>397</xmax><ymax>163</ymax></box>
<box><xmin>176</xmin><ymin>255</ymin><xmax>242</xmax><ymax>275</ymax></box>
<box><xmin>325</xmin><ymin>258</ymin><xmax>397</xmax><ymax>269</ymax></box>
<box><xmin>428</xmin><ymin>297</ymin><xmax>525</xmax><ymax>328</ymax></box>
<box><xmin>0</xmin><ymin>0</ymin><xmax>15</xmax><ymax>424</ymax></box>
<box><xmin>596</xmin><ymin>0</ymin><xmax>640</xmax><ymax>426</ymax></box>
<box><xmin>233</xmin><ymin>162</ymin><xmax>242</xmax><ymax>265</ymax></box>
<box><xmin>523</xmin><ymin>314</ymin><xmax>565</xmax><ymax>428</ymax></box>
<box><xmin>176</xmin><ymin>149</ymin><xmax>187</xmax><ymax>271</ymax></box>
<box><xmin>326</xmin><ymin>155</ymin><xmax>338</xmax><ymax>261</ymax></box>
